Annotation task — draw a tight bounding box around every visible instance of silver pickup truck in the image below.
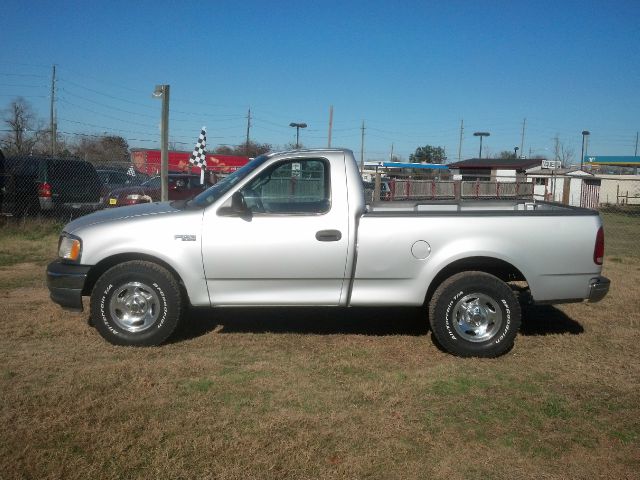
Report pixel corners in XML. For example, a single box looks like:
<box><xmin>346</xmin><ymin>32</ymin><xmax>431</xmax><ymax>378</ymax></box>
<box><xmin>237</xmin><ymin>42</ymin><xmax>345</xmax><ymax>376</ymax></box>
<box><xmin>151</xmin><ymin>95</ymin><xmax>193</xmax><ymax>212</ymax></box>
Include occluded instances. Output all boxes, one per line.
<box><xmin>46</xmin><ymin>148</ymin><xmax>609</xmax><ymax>357</ymax></box>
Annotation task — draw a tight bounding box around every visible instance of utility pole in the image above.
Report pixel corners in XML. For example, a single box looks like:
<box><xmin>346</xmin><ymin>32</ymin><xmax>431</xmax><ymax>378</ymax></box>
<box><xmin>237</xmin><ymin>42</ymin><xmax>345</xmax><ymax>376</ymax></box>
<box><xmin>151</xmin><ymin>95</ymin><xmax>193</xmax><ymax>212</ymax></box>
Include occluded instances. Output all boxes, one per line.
<box><xmin>390</xmin><ymin>143</ymin><xmax>394</xmax><ymax>162</ymax></box>
<box><xmin>50</xmin><ymin>65</ymin><xmax>57</xmax><ymax>155</ymax></box>
<box><xmin>635</xmin><ymin>132</ymin><xmax>639</xmax><ymax>175</ymax></box>
<box><xmin>360</xmin><ymin>120</ymin><xmax>365</xmax><ymax>173</ymax></box>
<box><xmin>153</xmin><ymin>84</ymin><xmax>170</xmax><ymax>201</ymax></box>
<box><xmin>473</xmin><ymin>131</ymin><xmax>490</xmax><ymax>159</ymax></box>
<box><xmin>520</xmin><ymin>118</ymin><xmax>526</xmax><ymax>157</ymax></box>
<box><xmin>580</xmin><ymin>131</ymin><xmax>590</xmax><ymax>171</ymax></box>
<box><xmin>327</xmin><ymin>105</ymin><xmax>333</xmax><ymax>148</ymax></box>
<box><xmin>585</xmin><ymin>133</ymin><xmax>590</xmax><ymax>157</ymax></box>
<box><xmin>457</xmin><ymin>119</ymin><xmax>464</xmax><ymax>161</ymax></box>
<box><xmin>245</xmin><ymin>108</ymin><xmax>251</xmax><ymax>156</ymax></box>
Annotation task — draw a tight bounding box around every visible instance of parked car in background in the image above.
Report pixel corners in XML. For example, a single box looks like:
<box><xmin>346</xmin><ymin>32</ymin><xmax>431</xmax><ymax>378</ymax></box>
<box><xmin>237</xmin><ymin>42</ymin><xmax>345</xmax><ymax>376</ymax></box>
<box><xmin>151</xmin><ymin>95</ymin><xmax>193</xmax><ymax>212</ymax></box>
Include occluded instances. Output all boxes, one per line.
<box><xmin>97</xmin><ymin>169</ymin><xmax>133</xmax><ymax>189</ymax></box>
<box><xmin>104</xmin><ymin>173</ymin><xmax>213</xmax><ymax>207</ymax></box>
<box><xmin>96</xmin><ymin>168</ymin><xmax>150</xmax><ymax>188</ymax></box>
<box><xmin>96</xmin><ymin>168</ymin><xmax>149</xmax><ymax>204</ymax></box>
<box><xmin>4</xmin><ymin>155</ymin><xmax>103</xmax><ymax>217</ymax></box>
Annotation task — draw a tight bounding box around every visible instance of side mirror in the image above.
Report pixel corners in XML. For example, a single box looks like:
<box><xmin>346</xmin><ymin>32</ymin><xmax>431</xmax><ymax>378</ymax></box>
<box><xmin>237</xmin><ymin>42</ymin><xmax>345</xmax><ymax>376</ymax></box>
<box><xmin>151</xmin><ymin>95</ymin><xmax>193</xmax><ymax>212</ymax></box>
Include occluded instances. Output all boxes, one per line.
<box><xmin>231</xmin><ymin>191</ymin><xmax>248</xmax><ymax>214</ymax></box>
<box><xmin>218</xmin><ymin>191</ymin><xmax>252</xmax><ymax>218</ymax></box>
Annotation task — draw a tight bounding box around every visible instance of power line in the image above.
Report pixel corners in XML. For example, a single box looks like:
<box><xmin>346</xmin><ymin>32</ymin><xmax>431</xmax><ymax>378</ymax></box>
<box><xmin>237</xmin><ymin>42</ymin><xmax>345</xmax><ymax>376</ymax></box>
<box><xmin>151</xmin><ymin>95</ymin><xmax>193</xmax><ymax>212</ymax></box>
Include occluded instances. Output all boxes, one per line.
<box><xmin>59</xmin><ymin>77</ymin><xmax>154</xmax><ymax>109</ymax></box>
<box><xmin>60</xmin><ymin>88</ymin><xmax>157</xmax><ymax>119</ymax></box>
<box><xmin>0</xmin><ymin>72</ymin><xmax>48</xmax><ymax>78</ymax></box>
<box><xmin>0</xmin><ymin>83</ymin><xmax>47</xmax><ymax>88</ymax></box>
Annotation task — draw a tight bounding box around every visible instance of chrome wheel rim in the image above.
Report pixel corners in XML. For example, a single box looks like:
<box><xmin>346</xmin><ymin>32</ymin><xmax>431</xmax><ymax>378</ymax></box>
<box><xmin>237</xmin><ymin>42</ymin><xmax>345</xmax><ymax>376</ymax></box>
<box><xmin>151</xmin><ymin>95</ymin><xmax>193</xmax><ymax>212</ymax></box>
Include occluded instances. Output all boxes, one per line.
<box><xmin>452</xmin><ymin>293</ymin><xmax>503</xmax><ymax>342</ymax></box>
<box><xmin>109</xmin><ymin>282</ymin><xmax>160</xmax><ymax>333</ymax></box>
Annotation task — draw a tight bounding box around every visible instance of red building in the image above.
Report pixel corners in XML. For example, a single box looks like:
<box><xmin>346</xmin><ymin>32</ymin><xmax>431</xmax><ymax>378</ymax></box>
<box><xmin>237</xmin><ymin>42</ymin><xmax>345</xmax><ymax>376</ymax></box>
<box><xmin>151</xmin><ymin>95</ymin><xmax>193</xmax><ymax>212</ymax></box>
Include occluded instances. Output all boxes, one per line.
<box><xmin>130</xmin><ymin>149</ymin><xmax>250</xmax><ymax>175</ymax></box>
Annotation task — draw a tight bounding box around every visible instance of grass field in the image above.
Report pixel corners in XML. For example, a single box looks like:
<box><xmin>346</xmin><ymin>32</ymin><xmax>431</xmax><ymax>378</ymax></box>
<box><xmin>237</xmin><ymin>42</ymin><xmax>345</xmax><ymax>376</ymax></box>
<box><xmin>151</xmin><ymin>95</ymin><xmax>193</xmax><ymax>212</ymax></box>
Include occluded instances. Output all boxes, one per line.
<box><xmin>1</xmin><ymin>214</ymin><xmax>639</xmax><ymax>479</ymax></box>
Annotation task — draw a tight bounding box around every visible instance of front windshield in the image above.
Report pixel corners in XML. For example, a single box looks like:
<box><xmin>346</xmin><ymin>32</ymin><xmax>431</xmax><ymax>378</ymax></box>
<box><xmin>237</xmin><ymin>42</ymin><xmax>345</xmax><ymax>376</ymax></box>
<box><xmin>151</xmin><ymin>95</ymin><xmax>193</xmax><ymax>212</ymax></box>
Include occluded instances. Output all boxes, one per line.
<box><xmin>188</xmin><ymin>155</ymin><xmax>271</xmax><ymax>208</ymax></box>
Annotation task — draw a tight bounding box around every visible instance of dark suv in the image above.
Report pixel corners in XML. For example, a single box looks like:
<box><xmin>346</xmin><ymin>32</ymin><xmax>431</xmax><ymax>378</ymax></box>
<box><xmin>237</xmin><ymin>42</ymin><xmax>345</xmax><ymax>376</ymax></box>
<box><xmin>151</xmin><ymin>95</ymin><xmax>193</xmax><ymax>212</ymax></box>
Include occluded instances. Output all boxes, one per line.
<box><xmin>4</xmin><ymin>155</ymin><xmax>103</xmax><ymax>217</ymax></box>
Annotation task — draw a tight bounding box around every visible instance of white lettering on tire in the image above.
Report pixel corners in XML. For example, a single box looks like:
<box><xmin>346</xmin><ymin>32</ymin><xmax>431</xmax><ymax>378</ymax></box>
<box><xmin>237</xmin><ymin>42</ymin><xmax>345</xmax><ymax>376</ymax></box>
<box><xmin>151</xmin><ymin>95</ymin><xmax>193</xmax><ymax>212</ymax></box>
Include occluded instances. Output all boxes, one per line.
<box><xmin>444</xmin><ymin>290</ymin><xmax>464</xmax><ymax>340</ymax></box>
<box><xmin>99</xmin><ymin>284</ymin><xmax>119</xmax><ymax>335</ymax></box>
<box><xmin>496</xmin><ymin>299</ymin><xmax>511</xmax><ymax>343</ymax></box>
<box><xmin>153</xmin><ymin>283</ymin><xmax>168</xmax><ymax>329</ymax></box>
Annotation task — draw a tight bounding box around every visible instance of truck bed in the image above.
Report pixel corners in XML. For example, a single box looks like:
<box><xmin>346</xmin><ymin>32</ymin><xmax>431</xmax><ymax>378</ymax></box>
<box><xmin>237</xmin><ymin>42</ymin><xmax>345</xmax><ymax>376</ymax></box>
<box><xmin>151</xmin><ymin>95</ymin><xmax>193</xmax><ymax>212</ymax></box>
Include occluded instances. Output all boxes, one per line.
<box><xmin>365</xmin><ymin>199</ymin><xmax>597</xmax><ymax>216</ymax></box>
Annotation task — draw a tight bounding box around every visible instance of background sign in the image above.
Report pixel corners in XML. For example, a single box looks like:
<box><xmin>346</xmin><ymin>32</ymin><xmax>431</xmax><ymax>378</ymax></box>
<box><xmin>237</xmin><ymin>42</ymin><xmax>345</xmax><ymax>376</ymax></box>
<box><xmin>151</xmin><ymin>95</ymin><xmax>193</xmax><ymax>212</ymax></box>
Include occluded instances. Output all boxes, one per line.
<box><xmin>542</xmin><ymin>159</ymin><xmax>562</xmax><ymax>169</ymax></box>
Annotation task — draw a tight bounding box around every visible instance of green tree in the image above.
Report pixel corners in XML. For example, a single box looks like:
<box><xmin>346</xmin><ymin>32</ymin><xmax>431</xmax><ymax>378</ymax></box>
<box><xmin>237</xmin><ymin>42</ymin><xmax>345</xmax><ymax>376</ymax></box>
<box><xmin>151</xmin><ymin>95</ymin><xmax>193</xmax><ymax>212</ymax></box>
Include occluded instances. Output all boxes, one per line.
<box><xmin>409</xmin><ymin>145</ymin><xmax>446</xmax><ymax>164</ymax></box>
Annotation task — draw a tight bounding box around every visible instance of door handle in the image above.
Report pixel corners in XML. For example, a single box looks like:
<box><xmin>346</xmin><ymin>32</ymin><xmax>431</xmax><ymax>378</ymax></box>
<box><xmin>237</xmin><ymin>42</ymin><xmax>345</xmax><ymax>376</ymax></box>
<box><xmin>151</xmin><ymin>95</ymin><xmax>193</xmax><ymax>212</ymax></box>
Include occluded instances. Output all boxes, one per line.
<box><xmin>315</xmin><ymin>229</ymin><xmax>342</xmax><ymax>242</ymax></box>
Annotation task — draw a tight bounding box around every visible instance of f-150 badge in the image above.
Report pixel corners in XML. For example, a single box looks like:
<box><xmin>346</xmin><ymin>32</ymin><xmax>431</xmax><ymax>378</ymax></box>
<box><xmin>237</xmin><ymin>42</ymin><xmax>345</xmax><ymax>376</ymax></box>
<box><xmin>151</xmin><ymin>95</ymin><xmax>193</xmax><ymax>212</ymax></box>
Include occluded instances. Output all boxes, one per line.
<box><xmin>174</xmin><ymin>235</ymin><xmax>196</xmax><ymax>242</ymax></box>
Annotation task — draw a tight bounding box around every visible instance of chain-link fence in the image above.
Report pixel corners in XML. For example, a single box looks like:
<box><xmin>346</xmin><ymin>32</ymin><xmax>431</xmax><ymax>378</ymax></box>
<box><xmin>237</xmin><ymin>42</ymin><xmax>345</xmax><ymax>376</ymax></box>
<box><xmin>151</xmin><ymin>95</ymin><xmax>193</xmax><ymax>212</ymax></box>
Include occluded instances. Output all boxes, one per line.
<box><xmin>2</xmin><ymin>156</ymin><xmax>638</xmax><ymax>259</ymax></box>
<box><xmin>0</xmin><ymin>156</ymin><xmax>237</xmax><ymax>218</ymax></box>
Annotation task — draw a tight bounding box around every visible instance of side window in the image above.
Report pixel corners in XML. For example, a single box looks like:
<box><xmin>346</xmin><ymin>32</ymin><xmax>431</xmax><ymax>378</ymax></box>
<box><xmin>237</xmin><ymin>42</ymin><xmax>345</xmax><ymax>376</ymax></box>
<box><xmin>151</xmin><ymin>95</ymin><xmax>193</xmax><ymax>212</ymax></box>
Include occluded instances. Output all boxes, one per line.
<box><xmin>241</xmin><ymin>159</ymin><xmax>330</xmax><ymax>214</ymax></box>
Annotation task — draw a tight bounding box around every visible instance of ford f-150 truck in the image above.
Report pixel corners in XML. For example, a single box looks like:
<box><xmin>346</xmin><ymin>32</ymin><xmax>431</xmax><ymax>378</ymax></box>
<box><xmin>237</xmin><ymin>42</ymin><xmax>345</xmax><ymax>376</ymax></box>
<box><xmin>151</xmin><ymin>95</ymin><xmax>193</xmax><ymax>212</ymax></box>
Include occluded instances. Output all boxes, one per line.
<box><xmin>46</xmin><ymin>149</ymin><xmax>610</xmax><ymax>357</ymax></box>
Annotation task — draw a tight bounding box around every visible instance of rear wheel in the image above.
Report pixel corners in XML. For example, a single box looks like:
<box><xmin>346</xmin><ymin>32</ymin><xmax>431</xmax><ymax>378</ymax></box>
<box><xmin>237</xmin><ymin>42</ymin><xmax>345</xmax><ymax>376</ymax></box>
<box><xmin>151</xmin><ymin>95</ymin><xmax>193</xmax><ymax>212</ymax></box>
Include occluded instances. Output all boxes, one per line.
<box><xmin>90</xmin><ymin>261</ymin><xmax>182</xmax><ymax>346</ymax></box>
<box><xmin>429</xmin><ymin>271</ymin><xmax>521</xmax><ymax>357</ymax></box>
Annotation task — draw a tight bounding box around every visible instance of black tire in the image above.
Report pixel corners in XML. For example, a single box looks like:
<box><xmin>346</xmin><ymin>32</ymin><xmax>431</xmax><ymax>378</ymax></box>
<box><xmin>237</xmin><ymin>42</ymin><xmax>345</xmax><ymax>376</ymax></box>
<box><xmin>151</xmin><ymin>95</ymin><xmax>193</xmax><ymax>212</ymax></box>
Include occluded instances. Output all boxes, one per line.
<box><xmin>429</xmin><ymin>271</ymin><xmax>521</xmax><ymax>358</ymax></box>
<box><xmin>90</xmin><ymin>261</ymin><xmax>182</xmax><ymax>346</ymax></box>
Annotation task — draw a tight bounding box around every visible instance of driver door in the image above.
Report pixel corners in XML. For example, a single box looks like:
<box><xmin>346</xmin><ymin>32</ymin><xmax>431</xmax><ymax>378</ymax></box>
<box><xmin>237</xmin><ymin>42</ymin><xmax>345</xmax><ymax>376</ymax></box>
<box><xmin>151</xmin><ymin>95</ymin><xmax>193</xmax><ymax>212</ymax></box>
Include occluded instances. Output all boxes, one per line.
<box><xmin>201</xmin><ymin>156</ymin><xmax>349</xmax><ymax>306</ymax></box>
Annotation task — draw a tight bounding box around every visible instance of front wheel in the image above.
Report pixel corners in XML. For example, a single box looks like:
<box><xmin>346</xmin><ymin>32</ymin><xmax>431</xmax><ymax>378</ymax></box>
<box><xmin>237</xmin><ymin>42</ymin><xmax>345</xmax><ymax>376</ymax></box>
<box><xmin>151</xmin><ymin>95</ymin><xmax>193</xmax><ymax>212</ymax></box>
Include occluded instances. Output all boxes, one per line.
<box><xmin>90</xmin><ymin>261</ymin><xmax>182</xmax><ymax>346</ymax></box>
<box><xmin>429</xmin><ymin>271</ymin><xmax>521</xmax><ymax>357</ymax></box>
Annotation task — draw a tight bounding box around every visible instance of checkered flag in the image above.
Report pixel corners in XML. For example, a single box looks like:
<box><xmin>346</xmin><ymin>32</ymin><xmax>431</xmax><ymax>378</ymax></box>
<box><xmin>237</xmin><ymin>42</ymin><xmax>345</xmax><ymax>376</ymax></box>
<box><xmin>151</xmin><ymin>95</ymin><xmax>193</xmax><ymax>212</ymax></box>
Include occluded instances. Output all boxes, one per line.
<box><xmin>126</xmin><ymin>164</ymin><xmax>136</xmax><ymax>177</ymax></box>
<box><xmin>189</xmin><ymin>127</ymin><xmax>207</xmax><ymax>168</ymax></box>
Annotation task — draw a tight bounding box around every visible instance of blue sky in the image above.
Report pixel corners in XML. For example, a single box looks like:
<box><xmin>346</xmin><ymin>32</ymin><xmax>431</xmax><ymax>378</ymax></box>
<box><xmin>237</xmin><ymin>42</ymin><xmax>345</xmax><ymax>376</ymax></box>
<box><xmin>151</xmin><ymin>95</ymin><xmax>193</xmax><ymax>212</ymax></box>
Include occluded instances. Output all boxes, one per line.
<box><xmin>1</xmin><ymin>0</ymin><xmax>639</xmax><ymax>162</ymax></box>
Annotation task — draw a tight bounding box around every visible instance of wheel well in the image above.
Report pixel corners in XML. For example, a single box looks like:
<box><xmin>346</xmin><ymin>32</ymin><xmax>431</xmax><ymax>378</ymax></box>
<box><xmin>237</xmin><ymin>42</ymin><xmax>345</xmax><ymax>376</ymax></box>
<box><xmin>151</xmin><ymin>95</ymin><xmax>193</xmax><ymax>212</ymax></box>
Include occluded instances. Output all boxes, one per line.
<box><xmin>424</xmin><ymin>256</ymin><xmax>527</xmax><ymax>306</ymax></box>
<box><xmin>83</xmin><ymin>254</ymin><xmax>191</xmax><ymax>305</ymax></box>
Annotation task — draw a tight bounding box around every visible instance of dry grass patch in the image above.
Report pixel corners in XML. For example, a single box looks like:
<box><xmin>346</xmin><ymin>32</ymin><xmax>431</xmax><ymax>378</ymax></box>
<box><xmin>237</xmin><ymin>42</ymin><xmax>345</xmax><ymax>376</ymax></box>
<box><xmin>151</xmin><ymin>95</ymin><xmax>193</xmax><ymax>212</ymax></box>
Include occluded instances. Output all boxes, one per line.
<box><xmin>0</xmin><ymin>218</ymin><xmax>61</xmax><ymax>268</ymax></box>
<box><xmin>0</xmin><ymin>213</ymin><xmax>638</xmax><ymax>479</ymax></box>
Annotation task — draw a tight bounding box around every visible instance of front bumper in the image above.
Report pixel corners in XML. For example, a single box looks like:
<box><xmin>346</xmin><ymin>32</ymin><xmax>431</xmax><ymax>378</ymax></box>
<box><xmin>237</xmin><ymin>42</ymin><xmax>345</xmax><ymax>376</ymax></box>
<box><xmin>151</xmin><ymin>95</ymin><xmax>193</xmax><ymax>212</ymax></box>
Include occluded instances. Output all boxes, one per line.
<box><xmin>46</xmin><ymin>260</ymin><xmax>91</xmax><ymax>311</ymax></box>
<box><xmin>588</xmin><ymin>276</ymin><xmax>610</xmax><ymax>303</ymax></box>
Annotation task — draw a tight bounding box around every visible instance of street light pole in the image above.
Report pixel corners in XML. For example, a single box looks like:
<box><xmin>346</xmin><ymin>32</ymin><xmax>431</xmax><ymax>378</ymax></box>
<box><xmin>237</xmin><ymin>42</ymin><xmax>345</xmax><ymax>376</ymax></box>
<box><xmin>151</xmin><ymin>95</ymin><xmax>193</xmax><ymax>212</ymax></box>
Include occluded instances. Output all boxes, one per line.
<box><xmin>473</xmin><ymin>132</ymin><xmax>490</xmax><ymax>159</ymax></box>
<box><xmin>289</xmin><ymin>122</ymin><xmax>307</xmax><ymax>149</ymax></box>
<box><xmin>153</xmin><ymin>84</ymin><xmax>170</xmax><ymax>201</ymax></box>
<box><xmin>580</xmin><ymin>130</ymin><xmax>590</xmax><ymax>171</ymax></box>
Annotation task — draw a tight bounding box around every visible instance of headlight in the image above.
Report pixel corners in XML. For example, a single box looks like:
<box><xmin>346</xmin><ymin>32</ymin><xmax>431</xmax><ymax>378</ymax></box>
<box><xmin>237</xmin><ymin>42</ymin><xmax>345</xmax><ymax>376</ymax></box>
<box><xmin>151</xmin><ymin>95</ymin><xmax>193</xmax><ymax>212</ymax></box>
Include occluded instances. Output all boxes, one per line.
<box><xmin>58</xmin><ymin>234</ymin><xmax>82</xmax><ymax>262</ymax></box>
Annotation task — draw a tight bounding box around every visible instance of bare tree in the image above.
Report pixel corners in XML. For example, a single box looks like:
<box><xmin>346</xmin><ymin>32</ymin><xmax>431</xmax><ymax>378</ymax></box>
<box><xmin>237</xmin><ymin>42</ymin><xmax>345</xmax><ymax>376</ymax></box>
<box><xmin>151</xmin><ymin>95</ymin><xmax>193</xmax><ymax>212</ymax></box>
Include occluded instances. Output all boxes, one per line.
<box><xmin>215</xmin><ymin>141</ymin><xmax>271</xmax><ymax>157</ymax></box>
<box><xmin>244</xmin><ymin>141</ymin><xmax>272</xmax><ymax>158</ymax></box>
<box><xmin>72</xmin><ymin>135</ymin><xmax>129</xmax><ymax>165</ymax></box>
<box><xmin>1</xmin><ymin>97</ymin><xmax>38</xmax><ymax>154</ymax></box>
<box><xmin>495</xmin><ymin>150</ymin><xmax>517</xmax><ymax>159</ymax></box>
<box><xmin>213</xmin><ymin>145</ymin><xmax>235</xmax><ymax>155</ymax></box>
<box><xmin>553</xmin><ymin>135</ymin><xmax>575</xmax><ymax>168</ymax></box>
<box><xmin>30</xmin><ymin>119</ymin><xmax>70</xmax><ymax>156</ymax></box>
<box><xmin>283</xmin><ymin>142</ymin><xmax>304</xmax><ymax>151</ymax></box>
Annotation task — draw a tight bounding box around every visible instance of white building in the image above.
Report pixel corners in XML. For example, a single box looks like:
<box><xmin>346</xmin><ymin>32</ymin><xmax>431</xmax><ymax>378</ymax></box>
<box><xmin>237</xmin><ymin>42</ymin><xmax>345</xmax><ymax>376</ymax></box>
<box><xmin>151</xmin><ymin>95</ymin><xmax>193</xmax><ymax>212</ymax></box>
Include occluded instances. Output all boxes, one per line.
<box><xmin>526</xmin><ymin>166</ymin><xmax>599</xmax><ymax>208</ymax></box>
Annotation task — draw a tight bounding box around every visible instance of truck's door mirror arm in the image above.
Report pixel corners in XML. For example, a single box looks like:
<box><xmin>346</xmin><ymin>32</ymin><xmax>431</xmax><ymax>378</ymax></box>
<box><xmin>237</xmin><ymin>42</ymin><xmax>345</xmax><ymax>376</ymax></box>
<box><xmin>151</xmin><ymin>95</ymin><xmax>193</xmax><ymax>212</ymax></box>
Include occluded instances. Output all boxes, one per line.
<box><xmin>218</xmin><ymin>191</ymin><xmax>252</xmax><ymax>218</ymax></box>
<box><xmin>231</xmin><ymin>191</ymin><xmax>248</xmax><ymax>213</ymax></box>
